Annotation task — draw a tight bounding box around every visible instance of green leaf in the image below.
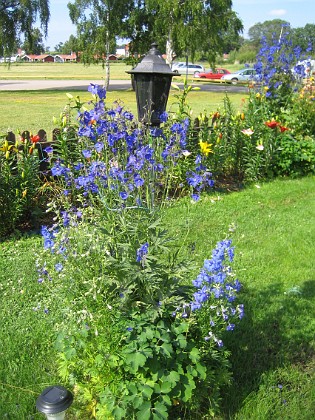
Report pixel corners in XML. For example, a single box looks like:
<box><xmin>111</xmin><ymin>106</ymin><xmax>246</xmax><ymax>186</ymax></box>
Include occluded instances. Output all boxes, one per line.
<box><xmin>182</xmin><ymin>376</ymin><xmax>196</xmax><ymax>402</ymax></box>
<box><xmin>161</xmin><ymin>394</ymin><xmax>172</xmax><ymax>407</ymax></box>
<box><xmin>196</xmin><ymin>362</ymin><xmax>207</xmax><ymax>380</ymax></box>
<box><xmin>126</xmin><ymin>352</ymin><xmax>147</xmax><ymax>372</ymax></box>
<box><xmin>167</xmin><ymin>370</ymin><xmax>180</xmax><ymax>385</ymax></box>
<box><xmin>133</xmin><ymin>396</ymin><xmax>145</xmax><ymax>409</ymax></box>
<box><xmin>186</xmin><ymin>365</ymin><xmax>198</xmax><ymax>377</ymax></box>
<box><xmin>189</xmin><ymin>347</ymin><xmax>200</xmax><ymax>363</ymax></box>
<box><xmin>153</xmin><ymin>401</ymin><xmax>168</xmax><ymax>419</ymax></box>
<box><xmin>94</xmin><ymin>354</ymin><xmax>103</xmax><ymax>366</ymax></box>
<box><xmin>144</xmin><ymin>327</ymin><xmax>155</xmax><ymax>340</ymax></box>
<box><xmin>127</xmin><ymin>382</ymin><xmax>138</xmax><ymax>395</ymax></box>
<box><xmin>113</xmin><ymin>406</ymin><xmax>126</xmax><ymax>419</ymax></box>
<box><xmin>177</xmin><ymin>334</ymin><xmax>187</xmax><ymax>349</ymax></box>
<box><xmin>64</xmin><ymin>347</ymin><xmax>76</xmax><ymax>360</ymax></box>
<box><xmin>137</xmin><ymin>401</ymin><xmax>152</xmax><ymax>420</ymax></box>
<box><xmin>154</xmin><ymin>383</ymin><xmax>161</xmax><ymax>394</ymax></box>
<box><xmin>160</xmin><ymin>342</ymin><xmax>173</xmax><ymax>357</ymax></box>
<box><xmin>142</xmin><ymin>384</ymin><xmax>154</xmax><ymax>399</ymax></box>
<box><xmin>173</xmin><ymin>321</ymin><xmax>189</xmax><ymax>334</ymax></box>
<box><xmin>160</xmin><ymin>380</ymin><xmax>172</xmax><ymax>394</ymax></box>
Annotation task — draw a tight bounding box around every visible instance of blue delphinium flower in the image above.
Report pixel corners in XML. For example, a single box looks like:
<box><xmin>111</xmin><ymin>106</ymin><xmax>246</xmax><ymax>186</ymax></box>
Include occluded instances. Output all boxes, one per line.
<box><xmin>119</xmin><ymin>191</ymin><xmax>128</xmax><ymax>200</ymax></box>
<box><xmin>41</xmin><ymin>225</ymin><xmax>58</xmax><ymax>251</ymax></box>
<box><xmin>55</xmin><ymin>262</ymin><xmax>63</xmax><ymax>273</ymax></box>
<box><xmin>88</xmin><ymin>83</ymin><xmax>106</xmax><ymax>99</ymax></box>
<box><xmin>94</xmin><ymin>142</ymin><xmax>104</xmax><ymax>153</ymax></box>
<box><xmin>136</xmin><ymin>242</ymin><xmax>149</xmax><ymax>264</ymax></box>
<box><xmin>44</xmin><ymin>145</ymin><xmax>53</xmax><ymax>153</ymax></box>
<box><xmin>82</xmin><ymin>149</ymin><xmax>92</xmax><ymax>159</ymax></box>
<box><xmin>159</xmin><ymin>111</ymin><xmax>168</xmax><ymax>123</ymax></box>
<box><xmin>189</xmin><ymin>239</ymin><xmax>244</xmax><ymax>347</ymax></box>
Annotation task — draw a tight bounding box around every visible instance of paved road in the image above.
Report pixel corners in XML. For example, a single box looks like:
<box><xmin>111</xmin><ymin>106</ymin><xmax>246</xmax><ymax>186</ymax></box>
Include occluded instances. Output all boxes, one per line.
<box><xmin>0</xmin><ymin>79</ymin><xmax>131</xmax><ymax>91</ymax></box>
<box><xmin>0</xmin><ymin>79</ymin><xmax>249</xmax><ymax>93</ymax></box>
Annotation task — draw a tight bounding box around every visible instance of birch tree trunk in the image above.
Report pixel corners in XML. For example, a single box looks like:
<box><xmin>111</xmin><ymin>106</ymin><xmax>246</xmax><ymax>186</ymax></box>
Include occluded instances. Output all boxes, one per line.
<box><xmin>166</xmin><ymin>33</ymin><xmax>175</xmax><ymax>66</ymax></box>
<box><xmin>104</xmin><ymin>27</ymin><xmax>110</xmax><ymax>90</ymax></box>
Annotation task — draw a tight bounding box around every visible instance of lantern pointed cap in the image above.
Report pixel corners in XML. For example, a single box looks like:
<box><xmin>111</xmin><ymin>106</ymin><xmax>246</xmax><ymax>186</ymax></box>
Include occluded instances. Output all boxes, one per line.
<box><xmin>127</xmin><ymin>42</ymin><xmax>177</xmax><ymax>75</ymax></box>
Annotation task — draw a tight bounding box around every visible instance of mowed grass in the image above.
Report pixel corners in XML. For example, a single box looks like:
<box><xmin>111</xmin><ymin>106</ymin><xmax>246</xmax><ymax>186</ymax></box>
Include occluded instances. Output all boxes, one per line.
<box><xmin>1</xmin><ymin>177</ymin><xmax>314</xmax><ymax>418</ymax></box>
<box><xmin>0</xmin><ymin>89</ymin><xmax>247</xmax><ymax>136</ymax></box>
<box><xmin>0</xmin><ymin>61</ymin><xmax>133</xmax><ymax>80</ymax></box>
<box><xmin>163</xmin><ymin>176</ymin><xmax>315</xmax><ymax>419</ymax></box>
<box><xmin>0</xmin><ymin>61</ymin><xmax>243</xmax><ymax>80</ymax></box>
<box><xmin>0</xmin><ymin>61</ymin><xmax>248</xmax><ymax>135</ymax></box>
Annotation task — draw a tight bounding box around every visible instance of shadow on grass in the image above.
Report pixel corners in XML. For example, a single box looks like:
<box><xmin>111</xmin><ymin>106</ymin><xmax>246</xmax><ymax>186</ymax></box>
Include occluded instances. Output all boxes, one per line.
<box><xmin>220</xmin><ymin>279</ymin><xmax>315</xmax><ymax>418</ymax></box>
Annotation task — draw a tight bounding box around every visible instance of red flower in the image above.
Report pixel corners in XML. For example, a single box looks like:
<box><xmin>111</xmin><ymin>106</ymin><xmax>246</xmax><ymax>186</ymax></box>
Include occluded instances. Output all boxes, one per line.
<box><xmin>265</xmin><ymin>120</ymin><xmax>279</xmax><ymax>129</ymax></box>
<box><xmin>279</xmin><ymin>125</ymin><xmax>288</xmax><ymax>132</ymax></box>
<box><xmin>212</xmin><ymin>112</ymin><xmax>220</xmax><ymax>123</ymax></box>
<box><xmin>31</xmin><ymin>135</ymin><xmax>40</xmax><ymax>143</ymax></box>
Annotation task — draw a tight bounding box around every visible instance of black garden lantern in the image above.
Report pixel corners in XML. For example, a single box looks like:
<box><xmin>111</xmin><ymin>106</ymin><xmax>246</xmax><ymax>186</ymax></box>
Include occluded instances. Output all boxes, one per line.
<box><xmin>36</xmin><ymin>385</ymin><xmax>73</xmax><ymax>420</ymax></box>
<box><xmin>127</xmin><ymin>42</ymin><xmax>179</xmax><ymax>126</ymax></box>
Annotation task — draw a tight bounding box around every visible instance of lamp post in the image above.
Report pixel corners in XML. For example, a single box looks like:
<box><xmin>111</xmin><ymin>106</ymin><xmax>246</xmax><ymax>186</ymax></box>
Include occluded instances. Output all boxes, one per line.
<box><xmin>36</xmin><ymin>386</ymin><xmax>73</xmax><ymax>420</ymax></box>
<box><xmin>127</xmin><ymin>42</ymin><xmax>179</xmax><ymax>126</ymax></box>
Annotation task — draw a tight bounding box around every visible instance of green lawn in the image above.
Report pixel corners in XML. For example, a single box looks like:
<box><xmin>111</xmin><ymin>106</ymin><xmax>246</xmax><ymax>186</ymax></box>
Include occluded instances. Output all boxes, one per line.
<box><xmin>0</xmin><ymin>89</ymin><xmax>247</xmax><ymax>136</ymax></box>
<box><xmin>0</xmin><ymin>61</ymin><xmax>243</xmax><ymax>80</ymax></box>
<box><xmin>0</xmin><ymin>61</ymin><xmax>248</xmax><ymax>135</ymax></box>
<box><xmin>1</xmin><ymin>176</ymin><xmax>314</xmax><ymax>418</ymax></box>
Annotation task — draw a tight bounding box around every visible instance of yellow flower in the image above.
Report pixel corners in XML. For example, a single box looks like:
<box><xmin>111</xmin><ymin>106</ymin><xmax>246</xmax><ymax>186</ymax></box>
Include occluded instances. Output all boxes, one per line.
<box><xmin>0</xmin><ymin>140</ymin><xmax>17</xmax><ymax>158</ymax></box>
<box><xmin>199</xmin><ymin>140</ymin><xmax>213</xmax><ymax>156</ymax></box>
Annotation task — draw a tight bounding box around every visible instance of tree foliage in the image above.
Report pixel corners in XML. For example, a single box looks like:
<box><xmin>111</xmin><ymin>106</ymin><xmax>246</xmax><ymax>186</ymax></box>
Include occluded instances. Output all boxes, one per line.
<box><xmin>21</xmin><ymin>28</ymin><xmax>45</xmax><ymax>54</ymax></box>
<box><xmin>291</xmin><ymin>24</ymin><xmax>315</xmax><ymax>54</ymax></box>
<box><xmin>68</xmin><ymin>0</ymin><xmax>132</xmax><ymax>61</ymax></box>
<box><xmin>68</xmin><ymin>0</ymin><xmax>243</xmax><ymax>65</ymax></box>
<box><xmin>55</xmin><ymin>35</ymin><xmax>79</xmax><ymax>55</ymax></box>
<box><xmin>248</xmin><ymin>19</ymin><xmax>290</xmax><ymax>48</ymax></box>
<box><xmin>0</xmin><ymin>0</ymin><xmax>50</xmax><ymax>56</ymax></box>
<box><xmin>125</xmin><ymin>0</ymin><xmax>243</xmax><ymax>64</ymax></box>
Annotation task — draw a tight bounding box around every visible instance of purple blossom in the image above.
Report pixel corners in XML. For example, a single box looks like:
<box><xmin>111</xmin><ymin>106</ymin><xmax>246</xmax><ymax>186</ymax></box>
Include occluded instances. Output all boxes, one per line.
<box><xmin>55</xmin><ymin>262</ymin><xmax>63</xmax><ymax>272</ymax></box>
<box><xmin>119</xmin><ymin>191</ymin><xmax>128</xmax><ymax>200</ymax></box>
<box><xmin>94</xmin><ymin>142</ymin><xmax>104</xmax><ymax>153</ymax></box>
<box><xmin>82</xmin><ymin>149</ymin><xmax>92</xmax><ymax>159</ymax></box>
<box><xmin>136</xmin><ymin>242</ymin><xmax>149</xmax><ymax>263</ymax></box>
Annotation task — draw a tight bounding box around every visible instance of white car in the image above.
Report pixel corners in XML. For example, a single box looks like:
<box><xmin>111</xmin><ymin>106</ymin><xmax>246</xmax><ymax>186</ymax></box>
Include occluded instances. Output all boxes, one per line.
<box><xmin>172</xmin><ymin>63</ymin><xmax>205</xmax><ymax>76</ymax></box>
<box><xmin>221</xmin><ymin>68</ymin><xmax>256</xmax><ymax>85</ymax></box>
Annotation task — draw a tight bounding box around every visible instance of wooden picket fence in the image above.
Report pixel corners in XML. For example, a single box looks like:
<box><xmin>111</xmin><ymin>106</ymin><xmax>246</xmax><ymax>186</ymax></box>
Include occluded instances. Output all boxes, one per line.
<box><xmin>6</xmin><ymin>128</ymin><xmax>66</xmax><ymax>174</ymax></box>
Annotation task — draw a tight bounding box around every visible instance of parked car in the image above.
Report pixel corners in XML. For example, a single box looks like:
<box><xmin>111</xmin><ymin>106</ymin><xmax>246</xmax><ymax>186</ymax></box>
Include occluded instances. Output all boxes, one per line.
<box><xmin>171</xmin><ymin>62</ymin><xmax>186</xmax><ymax>71</ymax></box>
<box><xmin>172</xmin><ymin>63</ymin><xmax>205</xmax><ymax>76</ymax></box>
<box><xmin>194</xmin><ymin>68</ymin><xmax>231</xmax><ymax>80</ymax></box>
<box><xmin>221</xmin><ymin>68</ymin><xmax>256</xmax><ymax>84</ymax></box>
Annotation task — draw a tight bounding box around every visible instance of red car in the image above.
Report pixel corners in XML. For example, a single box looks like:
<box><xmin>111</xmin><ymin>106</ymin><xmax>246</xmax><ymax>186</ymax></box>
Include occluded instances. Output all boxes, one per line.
<box><xmin>195</xmin><ymin>68</ymin><xmax>231</xmax><ymax>79</ymax></box>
